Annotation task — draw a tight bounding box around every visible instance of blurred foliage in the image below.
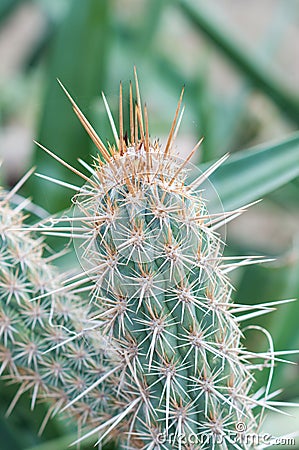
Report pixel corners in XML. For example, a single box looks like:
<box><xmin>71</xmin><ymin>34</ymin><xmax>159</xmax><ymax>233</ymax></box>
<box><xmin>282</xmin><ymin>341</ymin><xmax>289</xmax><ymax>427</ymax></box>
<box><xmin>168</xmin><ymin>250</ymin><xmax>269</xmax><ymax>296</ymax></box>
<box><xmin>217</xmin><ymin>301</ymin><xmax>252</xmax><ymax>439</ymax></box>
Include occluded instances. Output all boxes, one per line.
<box><xmin>201</xmin><ymin>132</ymin><xmax>299</xmax><ymax>211</ymax></box>
<box><xmin>0</xmin><ymin>0</ymin><xmax>299</xmax><ymax>448</ymax></box>
<box><xmin>178</xmin><ymin>0</ymin><xmax>299</xmax><ymax>125</ymax></box>
<box><xmin>31</xmin><ymin>0</ymin><xmax>110</xmax><ymax>212</ymax></box>
<box><xmin>0</xmin><ymin>0</ymin><xmax>20</xmax><ymax>22</ymax></box>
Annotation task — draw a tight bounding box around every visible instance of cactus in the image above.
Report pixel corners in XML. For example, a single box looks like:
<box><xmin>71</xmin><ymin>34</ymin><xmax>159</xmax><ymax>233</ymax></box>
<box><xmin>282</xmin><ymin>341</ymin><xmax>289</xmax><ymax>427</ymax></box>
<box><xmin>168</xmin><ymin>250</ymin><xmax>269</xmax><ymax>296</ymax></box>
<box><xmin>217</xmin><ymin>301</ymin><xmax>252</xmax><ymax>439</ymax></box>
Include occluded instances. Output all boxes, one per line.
<box><xmin>30</xmin><ymin>70</ymin><xmax>298</xmax><ymax>450</ymax></box>
<box><xmin>0</xmin><ymin>174</ymin><xmax>124</xmax><ymax>438</ymax></box>
<box><xmin>1</xmin><ymin>71</ymin><xmax>297</xmax><ymax>449</ymax></box>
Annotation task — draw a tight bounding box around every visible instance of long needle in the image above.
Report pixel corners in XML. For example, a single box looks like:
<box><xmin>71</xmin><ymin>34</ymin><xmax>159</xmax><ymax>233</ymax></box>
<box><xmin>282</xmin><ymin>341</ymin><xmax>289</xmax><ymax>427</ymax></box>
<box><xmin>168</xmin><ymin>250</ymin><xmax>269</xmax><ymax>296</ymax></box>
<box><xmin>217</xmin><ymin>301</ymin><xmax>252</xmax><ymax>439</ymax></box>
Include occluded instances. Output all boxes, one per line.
<box><xmin>57</xmin><ymin>79</ymin><xmax>110</xmax><ymax>161</ymax></box>
<box><xmin>164</xmin><ymin>86</ymin><xmax>185</xmax><ymax>157</ymax></box>
<box><xmin>134</xmin><ymin>66</ymin><xmax>144</xmax><ymax>137</ymax></box>
<box><xmin>119</xmin><ymin>81</ymin><xmax>124</xmax><ymax>155</ymax></box>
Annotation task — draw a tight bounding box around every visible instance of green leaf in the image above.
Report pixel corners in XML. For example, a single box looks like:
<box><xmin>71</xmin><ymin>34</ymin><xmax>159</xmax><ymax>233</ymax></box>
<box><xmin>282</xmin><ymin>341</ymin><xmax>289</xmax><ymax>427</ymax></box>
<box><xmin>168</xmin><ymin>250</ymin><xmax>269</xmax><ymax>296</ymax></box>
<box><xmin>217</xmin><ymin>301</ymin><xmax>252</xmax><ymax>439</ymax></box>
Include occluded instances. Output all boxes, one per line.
<box><xmin>234</xmin><ymin>257</ymin><xmax>299</xmax><ymax>396</ymax></box>
<box><xmin>0</xmin><ymin>0</ymin><xmax>19</xmax><ymax>23</ymax></box>
<box><xmin>268</xmin><ymin>244</ymin><xmax>299</xmax><ymax>396</ymax></box>
<box><xmin>200</xmin><ymin>133</ymin><xmax>299</xmax><ymax>211</ymax></box>
<box><xmin>0</xmin><ymin>416</ymin><xmax>23</xmax><ymax>450</ymax></box>
<box><xmin>177</xmin><ymin>0</ymin><xmax>299</xmax><ymax>125</ymax></box>
<box><xmin>30</xmin><ymin>0</ymin><xmax>110</xmax><ymax>212</ymax></box>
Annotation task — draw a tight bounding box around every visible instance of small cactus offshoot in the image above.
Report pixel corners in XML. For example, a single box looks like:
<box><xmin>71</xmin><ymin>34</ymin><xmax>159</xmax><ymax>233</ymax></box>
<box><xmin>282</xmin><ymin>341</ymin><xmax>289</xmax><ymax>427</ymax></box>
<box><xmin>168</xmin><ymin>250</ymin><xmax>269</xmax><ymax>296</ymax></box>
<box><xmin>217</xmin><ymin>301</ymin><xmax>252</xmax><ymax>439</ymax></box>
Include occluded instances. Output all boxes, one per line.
<box><xmin>1</xmin><ymin>71</ymin><xmax>298</xmax><ymax>449</ymax></box>
<box><xmin>0</xmin><ymin>173</ymin><xmax>123</xmax><ymax>437</ymax></box>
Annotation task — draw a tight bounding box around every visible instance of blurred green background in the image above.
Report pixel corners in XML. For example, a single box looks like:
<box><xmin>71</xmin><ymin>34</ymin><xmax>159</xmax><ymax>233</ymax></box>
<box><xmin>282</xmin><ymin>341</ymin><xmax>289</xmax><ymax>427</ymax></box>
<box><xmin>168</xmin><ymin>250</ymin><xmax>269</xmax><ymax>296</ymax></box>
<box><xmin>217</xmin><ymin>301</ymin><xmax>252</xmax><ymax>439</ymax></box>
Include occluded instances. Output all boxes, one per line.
<box><xmin>0</xmin><ymin>0</ymin><xmax>298</xmax><ymax>449</ymax></box>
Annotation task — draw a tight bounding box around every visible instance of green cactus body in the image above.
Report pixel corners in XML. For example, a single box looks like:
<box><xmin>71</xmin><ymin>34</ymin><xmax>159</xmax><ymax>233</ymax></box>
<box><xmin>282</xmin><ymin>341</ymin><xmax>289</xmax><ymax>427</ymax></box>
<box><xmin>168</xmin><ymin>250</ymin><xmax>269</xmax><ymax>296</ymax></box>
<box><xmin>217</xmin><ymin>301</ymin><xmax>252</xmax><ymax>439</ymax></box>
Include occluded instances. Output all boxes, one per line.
<box><xmin>0</xmin><ymin>185</ymin><xmax>122</xmax><ymax>435</ymax></box>
<box><xmin>44</xmin><ymin>74</ymin><xmax>262</xmax><ymax>449</ymax></box>
<box><xmin>73</xmin><ymin>154</ymin><xmax>256</xmax><ymax>448</ymax></box>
